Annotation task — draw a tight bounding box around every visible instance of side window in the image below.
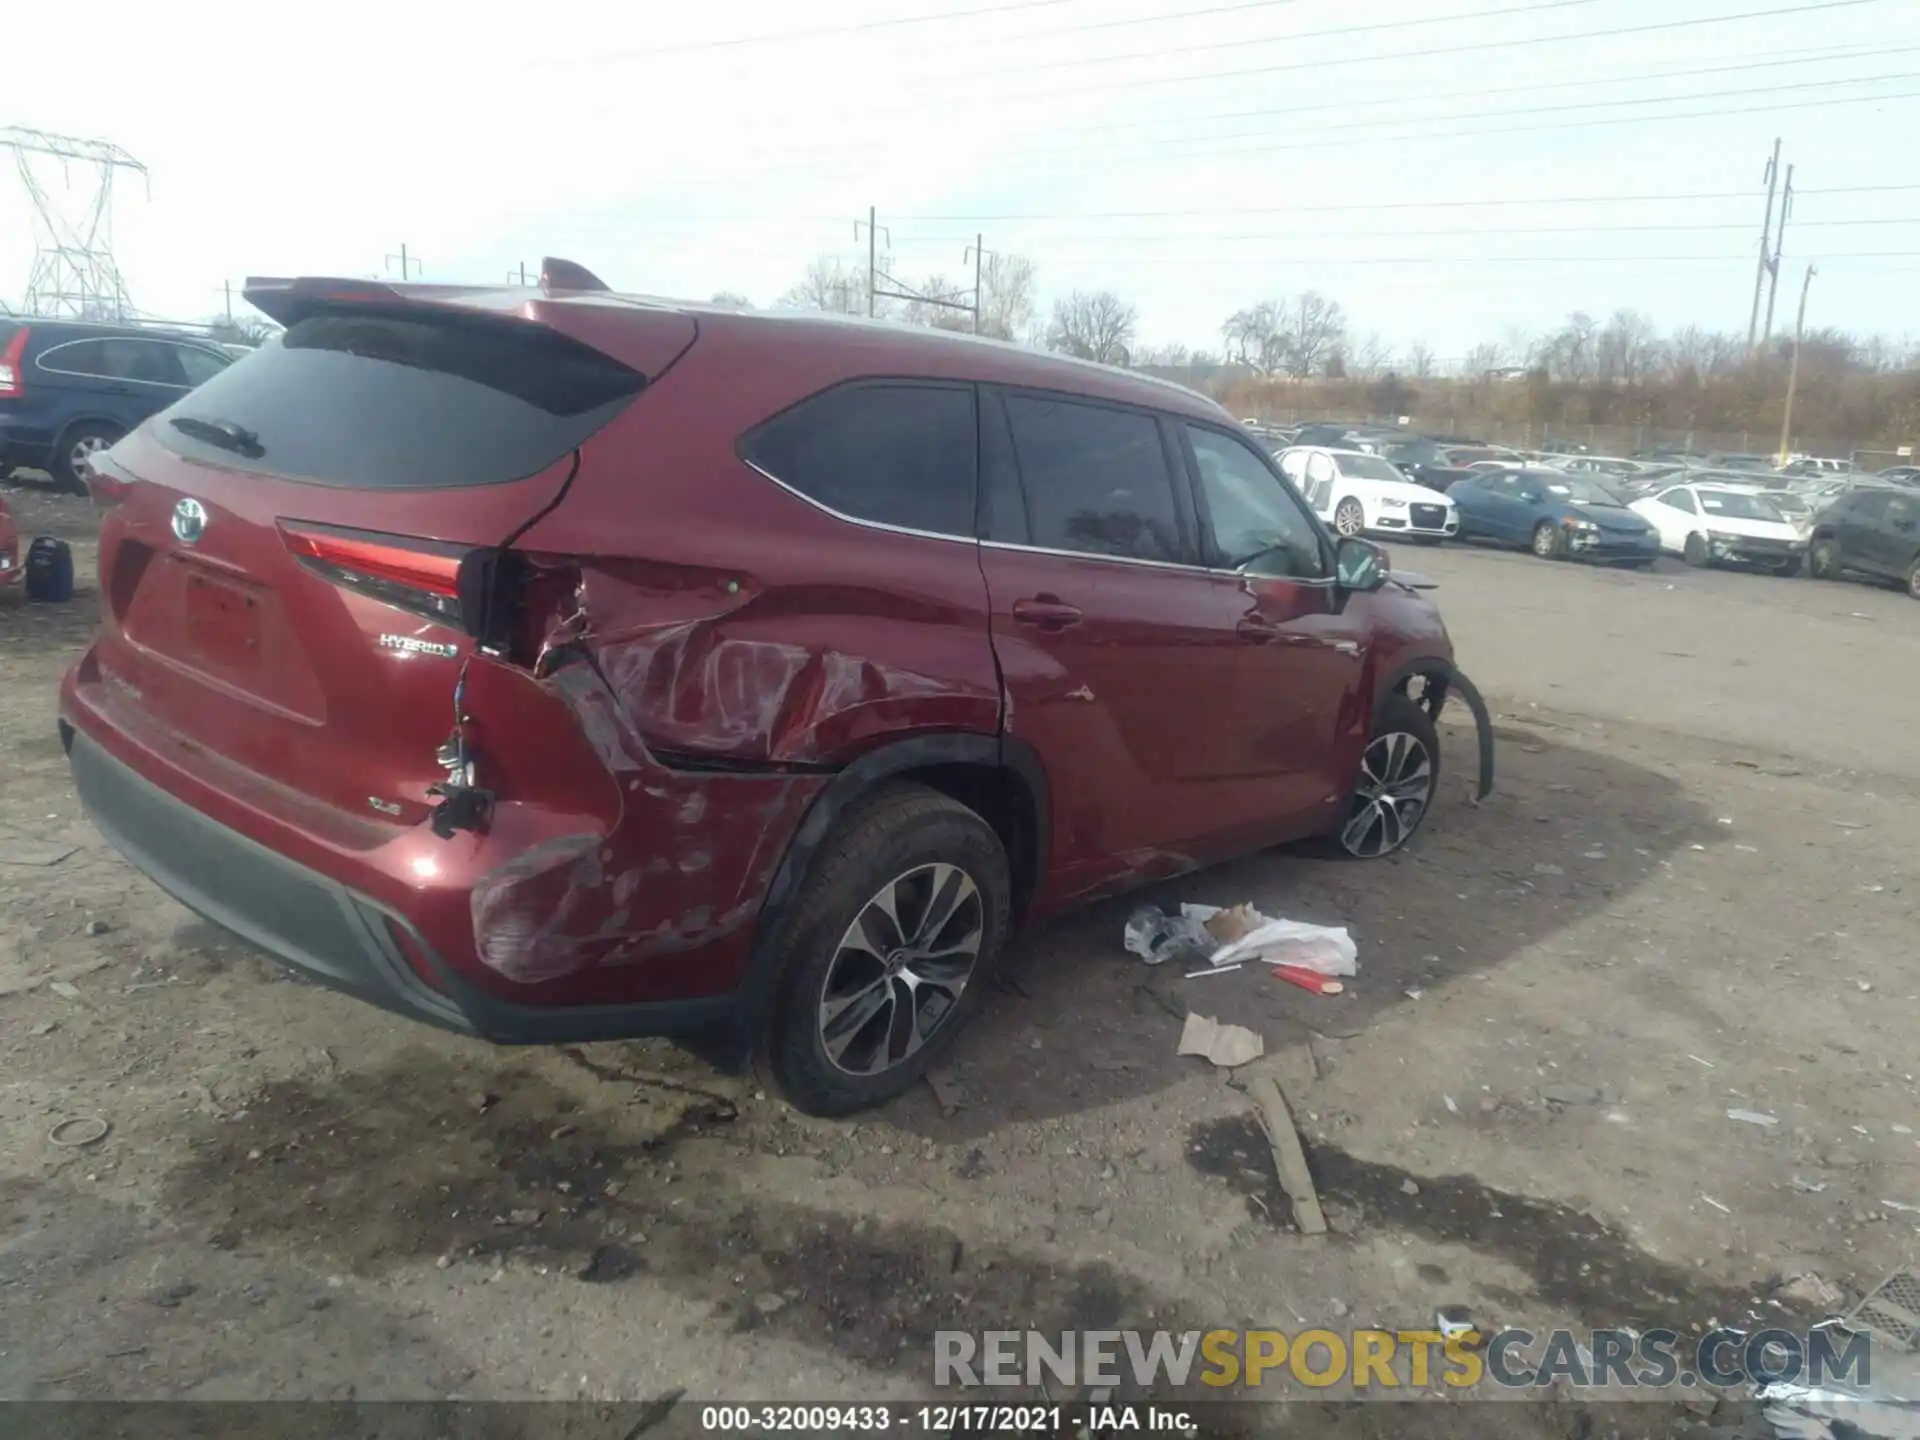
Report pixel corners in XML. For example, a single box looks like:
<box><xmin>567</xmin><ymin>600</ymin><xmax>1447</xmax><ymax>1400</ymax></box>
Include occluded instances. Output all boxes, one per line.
<box><xmin>35</xmin><ymin>339</ymin><xmax>114</xmax><ymax>379</ymax></box>
<box><xmin>1846</xmin><ymin>492</ymin><xmax>1889</xmax><ymax>523</ymax></box>
<box><xmin>1278</xmin><ymin>450</ymin><xmax>1308</xmax><ymax>482</ymax></box>
<box><xmin>1304</xmin><ymin>451</ymin><xmax>1336</xmax><ymax>510</ymax></box>
<box><xmin>1887</xmin><ymin>495</ymin><xmax>1916</xmax><ymax>524</ymax></box>
<box><xmin>1660</xmin><ymin>489</ymin><xmax>1698</xmax><ymax>515</ymax></box>
<box><xmin>1187</xmin><ymin>427</ymin><xmax>1326</xmax><ymax>579</ymax></box>
<box><xmin>174</xmin><ymin>345</ymin><xmax>232</xmax><ymax>388</ymax></box>
<box><xmin>101</xmin><ymin>339</ymin><xmax>188</xmax><ymax>387</ymax></box>
<box><xmin>1003</xmin><ymin>394</ymin><xmax>1185</xmax><ymax>564</ymax></box>
<box><xmin>741</xmin><ymin>382</ymin><xmax>977</xmax><ymax>538</ymax></box>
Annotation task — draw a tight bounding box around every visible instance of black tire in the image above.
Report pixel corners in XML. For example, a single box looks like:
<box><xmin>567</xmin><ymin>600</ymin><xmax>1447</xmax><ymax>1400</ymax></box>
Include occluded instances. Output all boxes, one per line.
<box><xmin>1809</xmin><ymin>539</ymin><xmax>1842</xmax><ymax>579</ymax></box>
<box><xmin>1628</xmin><ymin>559</ymin><xmax>1657</xmax><ymax>570</ymax></box>
<box><xmin>1530</xmin><ymin>521</ymin><xmax>1565</xmax><ymax>561</ymax></box>
<box><xmin>1682</xmin><ymin>532</ymin><xmax>1712</xmax><ymax>568</ymax></box>
<box><xmin>1323</xmin><ymin>693</ymin><xmax>1442</xmax><ymax>860</ymax></box>
<box><xmin>1907</xmin><ymin>556</ymin><xmax>1920</xmax><ymax>601</ymax></box>
<box><xmin>52</xmin><ymin>421</ymin><xmax>121</xmax><ymax>495</ymax></box>
<box><xmin>1771</xmin><ymin>555</ymin><xmax>1803</xmax><ymax>578</ymax></box>
<box><xmin>763</xmin><ymin>784</ymin><xmax>1011</xmax><ymax>1117</ymax></box>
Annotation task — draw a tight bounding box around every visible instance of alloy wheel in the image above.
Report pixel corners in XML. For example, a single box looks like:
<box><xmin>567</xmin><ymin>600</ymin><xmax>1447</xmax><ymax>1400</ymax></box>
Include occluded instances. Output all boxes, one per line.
<box><xmin>817</xmin><ymin>863</ymin><xmax>984</xmax><ymax>1077</ymax></box>
<box><xmin>1532</xmin><ymin>524</ymin><xmax>1558</xmax><ymax>558</ymax></box>
<box><xmin>1334</xmin><ymin>501</ymin><xmax>1364</xmax><ymax>537</ymax></box>
<box><xmin>69</xmin><ymin>434</ymin><xmax>108</xmax><ymax>479</ymax></box>
<box><xmin>1340</xmin><ymin>731</ymin><xmax>1434</xmax><ymax>858</ymax></box>
<box><xmin>1811</xmin><ymin>541</ymin><xmax>1838</xmax><ymax>579</ymax></box>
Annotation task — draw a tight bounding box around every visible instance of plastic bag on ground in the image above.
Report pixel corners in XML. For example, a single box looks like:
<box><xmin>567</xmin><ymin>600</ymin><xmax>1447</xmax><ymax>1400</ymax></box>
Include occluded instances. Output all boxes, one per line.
<box><xmin>1123</xmin><ymin>906</ymin><xmax>1215</xmax><ymax>966</ymax></box>
<box><xmin>1183</xmin><ymin>903</ymin><xmax>1359</xmax><ymax>977</ymax></box>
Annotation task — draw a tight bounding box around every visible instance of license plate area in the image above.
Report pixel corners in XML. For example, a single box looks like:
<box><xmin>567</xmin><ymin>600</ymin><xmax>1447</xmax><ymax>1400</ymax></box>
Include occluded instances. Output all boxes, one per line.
<box><xmin>183</xmin><ymin>567</ymin><xmax>263</xmax><ymax>673</ymax></box>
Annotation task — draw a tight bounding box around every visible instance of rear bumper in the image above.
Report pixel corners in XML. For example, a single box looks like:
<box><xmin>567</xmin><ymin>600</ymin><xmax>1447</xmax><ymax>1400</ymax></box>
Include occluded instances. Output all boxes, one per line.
<box><xmin>62</xmin><ymin>724</ymin><xmax>740</xmax><ymax>1045</ymax></box>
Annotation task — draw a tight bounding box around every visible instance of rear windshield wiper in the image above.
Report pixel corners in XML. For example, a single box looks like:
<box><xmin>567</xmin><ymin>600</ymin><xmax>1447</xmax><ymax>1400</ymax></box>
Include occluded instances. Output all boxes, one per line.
<box><xmin>170</xmin><ymin>415</ymin><xmax>265</xmax><ymax>459</ymax></box>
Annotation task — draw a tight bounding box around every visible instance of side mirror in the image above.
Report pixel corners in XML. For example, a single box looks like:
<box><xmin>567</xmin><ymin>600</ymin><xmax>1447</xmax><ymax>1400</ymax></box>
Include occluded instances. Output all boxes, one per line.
<box><xmin>1334</xmin><ymin>537</ymin><xmax>1389</xmax><ymax>592</ymax></box>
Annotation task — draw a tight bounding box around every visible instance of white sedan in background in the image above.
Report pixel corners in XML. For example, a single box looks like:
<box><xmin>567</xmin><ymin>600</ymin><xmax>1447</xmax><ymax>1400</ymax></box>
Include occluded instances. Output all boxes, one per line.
<box><xmin>1276</xmin><ymin>445</ymin><xmax>1460</xmax><ymax>544</ymax></box>
<box><xmin>1628</xmin><ymin>483</ymin><xmax>1808</xmax><ymax>574</ymax></box>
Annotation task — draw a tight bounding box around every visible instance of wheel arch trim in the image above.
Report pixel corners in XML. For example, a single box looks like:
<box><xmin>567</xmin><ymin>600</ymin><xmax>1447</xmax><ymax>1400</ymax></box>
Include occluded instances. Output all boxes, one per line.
<box><xmin>1379</xmin><ymin>654</ymin><xmax>1495</xmax><ymax>802</ymax></box>
<box><xmin>735</xmin><ymin>730</ymin><xmax>1048</xmax><ymax>1035</ymax></box>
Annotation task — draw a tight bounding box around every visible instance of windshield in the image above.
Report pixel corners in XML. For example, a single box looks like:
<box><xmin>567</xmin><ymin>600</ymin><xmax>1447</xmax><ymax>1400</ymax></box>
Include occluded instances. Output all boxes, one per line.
<box><xmin>1541</xmin><ymin>476</ymin><xmax>1622</xmax><ymax>506</ymax></box>
<box><xmin>1762</xmin><ymin>493</ymin><xmax>1811</xmax><ymax>518</ymax></box>
<box><xmin>1695</xmin><ymin>489</ymin><xmax>1779</xmax><ymax>521</ymax></box>
<box><xmin>1335</xmin><ymin>453</ymin><xmax>1409</xmax><ymax>482</ymax></box>
<box><xmin>1444</xmin><ymin>448</ymin><xmax>1509</xmax><ymax>465</ymax></box>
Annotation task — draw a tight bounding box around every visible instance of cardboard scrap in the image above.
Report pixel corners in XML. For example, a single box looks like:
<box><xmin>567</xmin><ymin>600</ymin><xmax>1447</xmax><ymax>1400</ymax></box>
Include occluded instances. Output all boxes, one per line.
<box><xmin>1177</xmin><ymin>1012</ymin><xmax>1265</xmax><ymax>1068</ymax></box>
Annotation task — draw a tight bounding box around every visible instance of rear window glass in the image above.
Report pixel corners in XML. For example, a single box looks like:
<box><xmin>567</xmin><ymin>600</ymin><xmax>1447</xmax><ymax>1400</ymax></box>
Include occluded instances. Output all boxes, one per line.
<box><xmin>153</xmin><ymin>312</ymin><xmax>645</xmax><ymax>488</ymax></box>
<box><xmin>742</xmin><ymin>383</ymin><xmax>977</xmax><ymax>537</ymax></box>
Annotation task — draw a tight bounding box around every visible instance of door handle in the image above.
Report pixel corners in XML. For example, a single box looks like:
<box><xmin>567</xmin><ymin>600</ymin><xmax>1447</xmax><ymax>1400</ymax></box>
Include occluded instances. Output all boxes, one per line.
<box><xmin>1236</xmin><ymin>615</ymin><xmax>1280</xmax><ymax>643</ymax></box>
<box><xmin>1011</xmin><ymin>596</ymin><xmax>1083</xmax><ymax>630</ymax></box>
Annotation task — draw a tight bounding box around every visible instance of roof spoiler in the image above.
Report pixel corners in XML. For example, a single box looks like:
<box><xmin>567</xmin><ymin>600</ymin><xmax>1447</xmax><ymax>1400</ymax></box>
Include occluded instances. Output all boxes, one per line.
<box><xmin>539</xmin><ymin>257</ymin><xmax>609</xmax><ymax>293</ymax></box>
<box><xmin>242</xmin><ymin>258</ymin><xmax>612</xmax><ymax>327</ymax></box>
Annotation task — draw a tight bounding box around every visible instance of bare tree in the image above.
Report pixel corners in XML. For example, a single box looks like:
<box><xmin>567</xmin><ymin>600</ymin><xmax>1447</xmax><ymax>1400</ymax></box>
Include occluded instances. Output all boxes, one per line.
<box><xmin>1222</xmin><ymin>301</ymin><xmax>1286</xmax><ymax>374</ymax></box>
<box><xmin>1595</xmin><ymin>309</ymin><xmax>1663</xmax><ymax>385</ymax></box>
<box><xmin>978</xmin><ymin>252</ymin><xmax>1037</xmax><ymax>342</ymax></box>
<box><xmin>1350</xmin><ymin>331</ymin><xmax>1392</xmax><ymax>379</ymax></box>
<box><xmin>1134</xmin><ymin>342</ymin><xmax>1193</xmax><ymax>367</ymax></box>
<box><xmin>1405</xmin><ymin>342</ymin><xmax>1437</xmax><ymax>378</ymax></box>
<box><xmin>898</xmin><ymin>273</ymin><xmax>973</xmax><ymax>331</ymax></box>
<box><xmin>1463</xmin><ymin>341</ymin><xmax>1507</xmax><ymax>379</ymax></box>
<box><xmin>780</xmin><ymin>255</ymin><xmax>870</xmax><ymax>316</ymax></box>
<box><xmin>1277</xmin><ymin>292</ymin><xmax>1346</xmax><ymax>380</ymax></box>
<box><xmin>1047</xmin><ymin>290</ymin><xmax>1137</xmax><ymax>365</ymax></box>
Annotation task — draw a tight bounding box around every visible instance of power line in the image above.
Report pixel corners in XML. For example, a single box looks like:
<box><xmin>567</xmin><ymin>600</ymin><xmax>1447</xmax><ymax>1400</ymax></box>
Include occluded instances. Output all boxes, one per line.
<box><xmin>930</xmin><ymin>41</ymin><xmax>1906</xmax><ymax>147</ymax></box>
<box><xmin>883</xmin><ymin>183</ymin><xmax>1920</xmax><ymax>222</ymax></box>
<box><xmin>849</xmin><ymin>0</ymin><xmax>1889</xmax><ymax>109</ymax></box>
<box><xmin>575</xmin><ymin>0</ymin><xmax>1080</xmax><ymax>58</ymax></box>
<box><xmin>898</xmin><ymin>217</ymin><xmax>1920</xmax><ymax>244</ymax></box>
<box><xmin>927</xmin><ymin>0</ymin><xmax>1611</xmax><ymax>83</ymax></box>
<box><xmin>955</xmin><ymin>85</ymin><xmax>1920</xmax><ymax>169</ymax></box>
<box><xmin>762</xmin><ymin>65</ymin><xmax>1919</xmax><ymax>169</ymax></box>
<box><xmin>981</xmin><ymin>70</ymin><xmax>1920</xmax><ymax>162</ymax></box>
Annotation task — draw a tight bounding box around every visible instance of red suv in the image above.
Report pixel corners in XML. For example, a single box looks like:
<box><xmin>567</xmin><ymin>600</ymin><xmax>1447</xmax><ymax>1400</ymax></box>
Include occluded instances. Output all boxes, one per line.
<box><xmin>60</xmin><ymin>263</ymin><xmax>1491</xmax><ymax>1115</ymax></box>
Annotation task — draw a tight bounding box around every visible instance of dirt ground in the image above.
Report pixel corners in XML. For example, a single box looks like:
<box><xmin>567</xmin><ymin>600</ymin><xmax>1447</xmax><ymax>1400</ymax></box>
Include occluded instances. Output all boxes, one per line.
<box><xmin>2</xmin><ymin>477</ymin><xmax>1916</xmax><ymax>1434</ymax></box>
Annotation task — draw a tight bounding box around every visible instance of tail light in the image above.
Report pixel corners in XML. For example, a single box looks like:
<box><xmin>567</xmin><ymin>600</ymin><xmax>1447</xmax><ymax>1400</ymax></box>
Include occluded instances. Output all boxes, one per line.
<box><xmin>281</xmin><ymin>521</ymin><xmax>464</xmax><ymax>626</ymax></box>
<box><xmin>0</xmin><ymin>327</ymin><xmax>28</xmax><ymax>398</ymax></box>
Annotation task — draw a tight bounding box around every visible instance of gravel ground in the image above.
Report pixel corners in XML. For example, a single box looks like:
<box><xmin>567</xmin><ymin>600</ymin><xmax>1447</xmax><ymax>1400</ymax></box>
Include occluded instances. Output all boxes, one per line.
<box><xmin>2</xmin><ymin>480</ymin><xmax>1915</xmax><ymax>1435</ymax></box>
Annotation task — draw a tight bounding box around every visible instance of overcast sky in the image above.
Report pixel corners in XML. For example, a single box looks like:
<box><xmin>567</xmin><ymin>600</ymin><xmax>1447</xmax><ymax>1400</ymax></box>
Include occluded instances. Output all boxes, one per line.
<box><xmin>4</xmin><ymin>0</ymin><xmax>1917</xmax><ymax>359</ymax></box>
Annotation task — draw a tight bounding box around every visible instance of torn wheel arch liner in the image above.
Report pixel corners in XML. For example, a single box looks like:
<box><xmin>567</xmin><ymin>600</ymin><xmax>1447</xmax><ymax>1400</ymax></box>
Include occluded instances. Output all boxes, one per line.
<box><xmin>1379</xmin><ymin>653</ymin><xmax>1496</xmax><ymax>801</ymax></box>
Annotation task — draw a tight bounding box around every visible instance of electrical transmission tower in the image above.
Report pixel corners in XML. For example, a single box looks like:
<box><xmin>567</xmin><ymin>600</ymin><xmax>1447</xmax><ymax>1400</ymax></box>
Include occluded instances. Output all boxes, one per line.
<box><xmin>2</xmin><ymin>126</ymin><xmax>148</xmax><ymax>320</ymax></box>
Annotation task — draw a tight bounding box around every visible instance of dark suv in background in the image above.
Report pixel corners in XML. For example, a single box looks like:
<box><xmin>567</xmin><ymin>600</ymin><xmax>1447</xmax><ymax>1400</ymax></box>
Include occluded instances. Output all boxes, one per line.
<box><xmin>1809</xmin><ymin>486</ymin><xmax>1920</xmax><ymax>598</ymax></box>
<box><xmin>60</xmin><ymin>263</ymin><xmax>1492</xmax><ymax>1114</ymax></box>
<box><xmin>0</xmin><ymin>319</ymin><xmax>235</xmax><ymax>492</ymax></box>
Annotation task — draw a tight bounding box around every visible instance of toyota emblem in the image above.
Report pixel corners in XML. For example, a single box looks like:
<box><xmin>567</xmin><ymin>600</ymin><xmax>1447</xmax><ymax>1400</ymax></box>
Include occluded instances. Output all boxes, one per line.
<box><xmin>171</xmin><ymin>497</ymin><xmax>208</xmax><ymax>546</ymax></box>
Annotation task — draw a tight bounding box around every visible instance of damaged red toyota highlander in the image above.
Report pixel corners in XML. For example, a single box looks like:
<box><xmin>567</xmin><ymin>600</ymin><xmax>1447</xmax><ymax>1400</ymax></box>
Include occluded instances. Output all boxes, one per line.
<box><xmin>60</xmin><ymin>262</ymin><xmax>1492</xmax><ymax>1115</ymax></box>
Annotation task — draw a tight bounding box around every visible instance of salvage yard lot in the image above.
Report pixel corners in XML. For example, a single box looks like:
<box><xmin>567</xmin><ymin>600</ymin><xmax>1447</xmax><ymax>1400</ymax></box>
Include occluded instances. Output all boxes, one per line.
<box><xmin>2</xmin><ymin>482</ymin><xmax>1916</xmax><ymax>1431</ymax></box>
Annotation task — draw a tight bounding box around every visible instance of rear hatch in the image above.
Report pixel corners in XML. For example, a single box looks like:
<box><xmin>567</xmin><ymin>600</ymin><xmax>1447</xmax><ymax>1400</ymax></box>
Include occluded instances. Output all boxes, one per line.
<box><xmin>82</xmin><ymin>285</ymin><xmax>696</xmax><ymax>836</ymax></box>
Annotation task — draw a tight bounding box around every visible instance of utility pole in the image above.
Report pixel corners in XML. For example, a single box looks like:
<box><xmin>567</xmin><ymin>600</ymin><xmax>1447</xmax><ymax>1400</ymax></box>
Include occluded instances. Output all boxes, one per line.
<box><xmin>507</xmin><ymin>262</ymin><xmax>533</xmax><ymax>285</ymax></box>
<box><xmin>1760</xmin><ymin>165</ymin><xmax>1794</xmax><ymax>351</ymax></box>
<box><xmin>385</xmin><ymin>244</ymin><xmax>422</xmax><ymax>280</ymax></box>
<box><xmin>1777</xmin><ymin>264</ymin><xmax>1816</xmax><ymax>464</ymax></box>
<box><xmin>218</xmin><ymin>280</ymin><xmax>233</xmax><ymax>324</ymax></box>
<box><xmin>1745</xmin><ymin>139</ymin><xmax>1781</xmax><ymax>355</ymax></box>
<box><xmin>965</xmin><ymin>233</ymin><xmax>994</xmax><ymax>335</ymax></box>
<box><xmin>861</xmin><ymin>206</ymin><xmax>879</xmax><ymax>316</ymax></box>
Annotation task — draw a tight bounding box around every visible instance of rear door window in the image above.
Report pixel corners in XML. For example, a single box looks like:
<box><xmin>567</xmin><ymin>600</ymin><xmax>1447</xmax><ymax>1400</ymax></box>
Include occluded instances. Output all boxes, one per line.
<box><xmin>101</xmin><ymin>339</ymin><xmax>189</xmax><ymax>387</ymax></box>
<box><xmin>1003</xmin><ymin>394</ymin><xmax>1187</xmax><ymax>564</ymax></box>
<box><xmin>152</xmin><ymin>311</ymin><xmax>646</xmax><ymax>488</ymax></box>
<box><xmin>742</xmin><ymin>381</ymin><xmax>977</xmax><ymax>538</ymax></box>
